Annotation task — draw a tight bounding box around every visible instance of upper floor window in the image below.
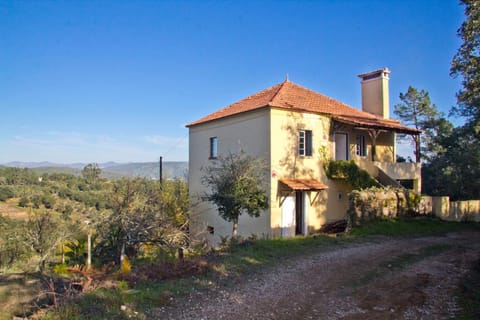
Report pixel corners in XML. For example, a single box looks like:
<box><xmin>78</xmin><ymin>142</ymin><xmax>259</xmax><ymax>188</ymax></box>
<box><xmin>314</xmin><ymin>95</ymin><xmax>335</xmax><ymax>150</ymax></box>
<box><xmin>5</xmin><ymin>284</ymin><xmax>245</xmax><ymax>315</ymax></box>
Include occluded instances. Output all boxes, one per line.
<box><xmin>356</xmin><ymin>135</ymin><xmax>366</xmax><ymax>157</ymax></box>
<box><xmin>209</xmin><ymin>137</ymin><xmax>218</xmax><ymax>159</ymax></box>
<box><xmin>299</xmin><ymin>130</ymin><xmax>312</xmax><ymax>157</ymax></box>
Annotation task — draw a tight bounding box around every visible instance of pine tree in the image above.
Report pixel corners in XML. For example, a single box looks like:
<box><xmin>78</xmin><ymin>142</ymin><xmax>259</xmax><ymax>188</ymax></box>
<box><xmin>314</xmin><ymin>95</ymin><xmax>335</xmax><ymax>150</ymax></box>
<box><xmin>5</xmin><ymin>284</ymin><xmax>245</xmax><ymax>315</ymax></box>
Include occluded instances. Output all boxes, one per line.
<box><xmin>451</xmin><ymin>0</ymin><xmax>480</xmax><ymax>133</ymax></box>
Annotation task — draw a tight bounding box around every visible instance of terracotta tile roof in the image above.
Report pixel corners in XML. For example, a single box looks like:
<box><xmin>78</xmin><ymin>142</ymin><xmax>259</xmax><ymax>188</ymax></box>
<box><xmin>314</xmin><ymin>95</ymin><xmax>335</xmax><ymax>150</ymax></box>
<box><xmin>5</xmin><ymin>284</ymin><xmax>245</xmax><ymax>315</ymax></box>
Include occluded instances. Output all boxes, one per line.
<box><xmin>279</xmin><ymin>178</ymin><xmax>328</xmax><ymax>191</ymax></box>
<box><xmin>186</xmin><ymin>80</ymin><xmax>420</xmax><ymax>134</ymax></box>
<box><xmin>187</xmin><ymin>81</ymin><xmax>286</xmax><ymax>127</ymax></box>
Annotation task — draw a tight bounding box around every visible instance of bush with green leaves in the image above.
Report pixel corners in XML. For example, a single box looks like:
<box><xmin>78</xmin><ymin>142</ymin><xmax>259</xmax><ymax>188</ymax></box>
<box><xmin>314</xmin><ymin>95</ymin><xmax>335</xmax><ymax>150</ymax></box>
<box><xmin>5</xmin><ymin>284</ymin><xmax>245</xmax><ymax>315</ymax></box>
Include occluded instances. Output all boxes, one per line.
<box><xmin>41</xmin><ymin>193</ymin><xmax>56</xmax><ymax>209</ymax></box>
<box><xmin>0</xmin><ymin>217</ymin><xmax>31</xmax><ymax>270</ymax></box>
<box><xmin>325</xmin><ymin>160</ymin><xmax>380</xmax><ymax>190</ymax></box>
<box><xmin>0</xmin><ymin>186</ymin><xmax>15</xmax><ymax>201</ymax></box>
<box><xmin>18</xmin><ymin>196</ymin><xmax>29</xmax><ymax>207</ymax></box>
<box><xmin>31</xmin><ymin>195</ymin><xmax>41</xmax><ymax>208</ymax></box>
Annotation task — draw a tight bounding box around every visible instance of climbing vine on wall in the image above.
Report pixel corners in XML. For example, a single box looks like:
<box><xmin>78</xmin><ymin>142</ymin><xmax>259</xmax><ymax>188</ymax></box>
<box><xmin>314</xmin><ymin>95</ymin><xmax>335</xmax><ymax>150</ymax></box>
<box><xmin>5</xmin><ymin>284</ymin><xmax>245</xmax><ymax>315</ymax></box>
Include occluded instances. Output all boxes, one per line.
<box><xmin>325</xmin><ymin>160</ymin><xmax>380</xmax><ymax>190</ymax></box>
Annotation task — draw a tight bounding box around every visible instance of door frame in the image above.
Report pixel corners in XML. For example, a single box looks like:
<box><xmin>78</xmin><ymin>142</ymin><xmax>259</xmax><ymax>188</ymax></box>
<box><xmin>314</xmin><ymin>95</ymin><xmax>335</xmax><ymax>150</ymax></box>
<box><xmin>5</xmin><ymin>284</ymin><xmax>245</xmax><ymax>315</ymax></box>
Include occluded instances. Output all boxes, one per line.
<box><xmin>295</xmin><ymin>191</ymin><xmax>308</xmax><ymax>236</ymax></box>
<box><xmin>334</xmin><ymin>132</ymin><xmax>349</xmax><ymax>160</ymax></box>
<box><xmin>281</xmin><ymin>195</ymin><xmax>295</xmax><ymax>237</ymax></box>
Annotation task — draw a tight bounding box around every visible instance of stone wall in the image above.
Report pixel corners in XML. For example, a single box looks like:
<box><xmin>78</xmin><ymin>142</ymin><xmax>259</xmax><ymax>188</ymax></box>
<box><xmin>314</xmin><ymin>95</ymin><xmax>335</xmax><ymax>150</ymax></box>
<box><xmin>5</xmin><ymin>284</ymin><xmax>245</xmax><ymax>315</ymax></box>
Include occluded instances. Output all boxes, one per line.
<box><xmin>348</xmin><ymin>190</ymin><xmax>480</xmax><ymax>226</ymax></box>
<box><xmin>347</xmin><ymin>188</ymin><xmax>419</xmax><ymax>226</ymax></box>
<box><xmin>430</xmin><ymin>196</ymin><xmax>480</xmax><ymax>222</ymax></box>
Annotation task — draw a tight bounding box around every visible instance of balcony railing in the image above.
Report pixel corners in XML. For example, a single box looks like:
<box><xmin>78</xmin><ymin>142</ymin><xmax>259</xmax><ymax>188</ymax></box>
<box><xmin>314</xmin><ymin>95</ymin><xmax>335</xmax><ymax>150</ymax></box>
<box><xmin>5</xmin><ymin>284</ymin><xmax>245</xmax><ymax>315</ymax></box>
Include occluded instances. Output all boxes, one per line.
<box><xmin>374</xmin><ymin>161</ymin><xmax>421</xmax><ymax>181</ymax></box>
<box><xmin>354</xmin><ymin>158</ymin><xmax>421</xmax><ymax>181</ymax></box>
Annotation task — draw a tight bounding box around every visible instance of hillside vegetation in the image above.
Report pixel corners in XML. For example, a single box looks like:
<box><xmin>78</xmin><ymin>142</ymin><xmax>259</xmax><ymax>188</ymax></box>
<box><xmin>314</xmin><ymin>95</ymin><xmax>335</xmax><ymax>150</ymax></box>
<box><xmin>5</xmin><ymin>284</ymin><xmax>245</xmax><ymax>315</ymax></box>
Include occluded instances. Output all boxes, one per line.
<box><xmin>0</xmin><ymin>165</ymin><xmax>189</xmax><ymax>318</ymax></box>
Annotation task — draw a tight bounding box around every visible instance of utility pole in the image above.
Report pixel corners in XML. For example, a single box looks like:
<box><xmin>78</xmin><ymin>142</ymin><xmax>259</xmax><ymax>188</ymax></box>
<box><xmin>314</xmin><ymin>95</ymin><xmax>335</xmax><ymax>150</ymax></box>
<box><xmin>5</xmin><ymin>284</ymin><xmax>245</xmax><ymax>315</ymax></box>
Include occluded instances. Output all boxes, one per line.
<box><xmin>159</xmin><ymin>156</ymin><xmax>163</xmax><ymax>188</ymax></box>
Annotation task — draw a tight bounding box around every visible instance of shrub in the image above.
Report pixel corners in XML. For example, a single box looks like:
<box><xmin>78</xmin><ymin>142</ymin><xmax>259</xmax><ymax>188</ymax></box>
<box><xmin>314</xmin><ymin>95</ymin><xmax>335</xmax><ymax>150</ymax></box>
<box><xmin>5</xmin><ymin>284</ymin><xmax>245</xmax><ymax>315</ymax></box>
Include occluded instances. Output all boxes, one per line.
<box><xmin>117</xmin><ymin>280</ymin><xmax>129</xmax><ymax>291</ymax></box>
<box><xmin>41</xmin><ymin>193</ymin><xmax>56</xmax><ymax>209</ymax></box>
<box><xmin>18</xmin><ymin>196</ymin><xmax>29</xmax><ymax>207</ymax></box>
<box><xmin>31</xmin><ymin>195</ymin><xmax>41</xmax><ymax>208</ymax></box>
<box><xmin>121</xmin><ymin>257</ymin><xmax>131</xmax><ymax>275</ymax></box>
<box><xmin>0</xmin><ymin>186</ymin><xmax>14</xmax><ymax>201</ymax></box>
<box><xmin>53</xmin><ymin>263</ymin><xmax>69</xmax><ymax>276</ymax></box>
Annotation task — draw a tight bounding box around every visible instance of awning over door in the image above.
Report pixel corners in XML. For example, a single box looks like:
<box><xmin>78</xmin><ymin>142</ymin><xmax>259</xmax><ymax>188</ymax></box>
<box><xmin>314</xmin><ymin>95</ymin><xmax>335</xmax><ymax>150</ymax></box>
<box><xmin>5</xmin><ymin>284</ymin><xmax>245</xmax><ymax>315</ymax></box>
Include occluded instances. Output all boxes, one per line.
<box><xmin>279</xmin><ymin>179</ymin><xmax>328</xmax><ymax>191</ymax></box>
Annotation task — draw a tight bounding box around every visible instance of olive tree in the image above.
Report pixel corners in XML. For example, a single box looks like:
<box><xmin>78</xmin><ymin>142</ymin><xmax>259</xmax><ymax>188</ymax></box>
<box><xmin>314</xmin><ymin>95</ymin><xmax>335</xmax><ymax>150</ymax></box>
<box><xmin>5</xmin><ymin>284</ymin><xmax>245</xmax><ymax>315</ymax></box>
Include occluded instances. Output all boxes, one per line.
<box><xmin>24</xmin><ymin>211</ymin><xmax>67</xmax><ymax>273</ymax></box>
<box><xmin>201</xmin><ymin>151</ymin><xmax>269</xmax><ymax>238</ymax></box>
<box><xmin>96</xmin><ymin>178</ymin><xmax>188</xmax><ymax>265</ymax></box>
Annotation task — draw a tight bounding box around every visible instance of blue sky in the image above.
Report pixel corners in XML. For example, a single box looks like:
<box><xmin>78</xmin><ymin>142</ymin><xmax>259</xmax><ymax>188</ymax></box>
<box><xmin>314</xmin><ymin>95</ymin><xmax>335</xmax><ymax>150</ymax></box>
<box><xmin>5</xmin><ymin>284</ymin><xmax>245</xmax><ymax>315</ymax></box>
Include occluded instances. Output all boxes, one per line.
<box><xmin>0</xmin><ymin>0</ymin><xmax>465</xmax><ymax>163</ymax></box>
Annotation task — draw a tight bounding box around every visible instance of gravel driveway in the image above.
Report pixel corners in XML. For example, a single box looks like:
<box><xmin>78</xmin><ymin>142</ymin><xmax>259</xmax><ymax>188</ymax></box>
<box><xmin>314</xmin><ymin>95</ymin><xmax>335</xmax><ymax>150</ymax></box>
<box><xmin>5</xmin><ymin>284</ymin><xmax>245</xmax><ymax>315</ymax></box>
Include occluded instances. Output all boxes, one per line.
<box><xmin>152</xmin><ymin>231</ymin><xmax>480</xmax><ymax>319</ymax></box>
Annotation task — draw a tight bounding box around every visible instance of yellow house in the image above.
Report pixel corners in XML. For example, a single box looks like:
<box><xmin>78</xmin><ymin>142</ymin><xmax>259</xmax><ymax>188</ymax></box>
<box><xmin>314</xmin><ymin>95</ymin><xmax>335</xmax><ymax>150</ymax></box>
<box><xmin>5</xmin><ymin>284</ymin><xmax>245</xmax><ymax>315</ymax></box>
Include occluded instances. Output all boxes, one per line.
<box><xmin>187</xmin><ymin>68</ymin><xmax>421</xmax><ymax>245</ymax></box>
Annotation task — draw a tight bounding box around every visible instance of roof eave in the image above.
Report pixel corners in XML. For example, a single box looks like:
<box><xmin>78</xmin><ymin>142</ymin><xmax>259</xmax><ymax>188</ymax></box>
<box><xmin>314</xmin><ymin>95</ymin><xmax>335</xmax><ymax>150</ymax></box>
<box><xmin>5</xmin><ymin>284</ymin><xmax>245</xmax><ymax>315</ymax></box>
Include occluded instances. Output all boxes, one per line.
<box><xmin>186</xmin><ymin>104</ymin><xmax>271</xmax><ymax>128</ymax></box>
<box><xmin>332</xmin><ymin>116</ymin><xmax>421</xmax><ymax>135</ymax></box>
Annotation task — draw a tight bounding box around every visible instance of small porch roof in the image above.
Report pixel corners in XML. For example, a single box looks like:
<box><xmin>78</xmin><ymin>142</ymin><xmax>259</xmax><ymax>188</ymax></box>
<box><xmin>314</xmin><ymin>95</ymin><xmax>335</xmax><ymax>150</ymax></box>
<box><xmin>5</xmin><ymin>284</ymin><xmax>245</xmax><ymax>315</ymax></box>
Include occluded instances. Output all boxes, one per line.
<box><xmin>279</xmin><ymin>178</ymin><xmax>328</xmax><ymax>191</ymax></box>
<box><xmin>333</xmin><ymin>115</ymin><xmax>422</xmax><ymax>135</ymax></box>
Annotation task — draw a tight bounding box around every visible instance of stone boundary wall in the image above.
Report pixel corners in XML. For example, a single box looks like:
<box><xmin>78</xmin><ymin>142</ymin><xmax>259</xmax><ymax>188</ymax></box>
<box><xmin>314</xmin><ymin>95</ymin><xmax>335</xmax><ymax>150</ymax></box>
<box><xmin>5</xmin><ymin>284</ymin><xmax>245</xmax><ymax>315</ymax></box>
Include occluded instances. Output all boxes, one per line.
<box><xmin>427</xmin><ymin>196</ymin><xmax>480</xmax><ymax>222</ymax></box>
<box><xmin>347</xmin><ymin>188</ymin><xmax>419</xmax><ymax>226</ymax></box>
<box><xmin>348</xmin><ymin>190</ymin><xmax>480</xmax><ymax>225</ymax></box>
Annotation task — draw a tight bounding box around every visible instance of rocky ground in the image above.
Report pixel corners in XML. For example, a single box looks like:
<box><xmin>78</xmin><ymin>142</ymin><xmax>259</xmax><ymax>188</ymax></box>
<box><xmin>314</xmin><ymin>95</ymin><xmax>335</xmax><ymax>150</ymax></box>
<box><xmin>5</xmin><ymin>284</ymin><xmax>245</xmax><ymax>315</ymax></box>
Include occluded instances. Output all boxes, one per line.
<box><xmin>151</xmin><ymin>231</ymin><xmax>480</xmax><ymax>319</ymax></box>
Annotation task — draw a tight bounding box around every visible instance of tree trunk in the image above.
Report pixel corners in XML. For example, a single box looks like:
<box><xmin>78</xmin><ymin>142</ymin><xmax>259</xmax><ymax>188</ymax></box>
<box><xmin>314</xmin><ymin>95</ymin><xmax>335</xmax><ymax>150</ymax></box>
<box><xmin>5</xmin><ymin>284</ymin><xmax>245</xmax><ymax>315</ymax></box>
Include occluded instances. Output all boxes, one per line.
<box><xmin>61</xmin><ymin>243</ymin><xmax>65</xmax><ymax>264</ymax></box>
<box><xmin>40</xmin><ymin>257</ymin><xmax>46</xmax><ymax>274</ymax></box>
<box><xmin>87</xmin><ymin>233</ymin><xmax>91</xmax><ymax>269</ymax></box>
<box><xmin>120</xmin><ymin>241</ymin><xmax>126</xmax><ymax>265</ymax></box>
<box><xmin>232</xmin><ymin>217</ymin><xmax>239</xmax><ymax>238</ymax></box>
<box><xmin>415</xmin><ymin>134</ymin><xmax>421</xmax><ymax>163</ymax></box>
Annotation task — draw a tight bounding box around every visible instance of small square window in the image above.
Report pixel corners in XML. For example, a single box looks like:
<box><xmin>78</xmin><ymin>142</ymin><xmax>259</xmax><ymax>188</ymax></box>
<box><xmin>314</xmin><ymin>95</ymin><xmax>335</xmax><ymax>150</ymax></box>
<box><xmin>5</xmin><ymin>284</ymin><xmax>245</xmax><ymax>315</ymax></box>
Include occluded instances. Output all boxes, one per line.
<box><xmin>299</xmin><ymin>130</ymin><xmax>312</xmax><ymax>156</ymax></box>
<box><xmin>209</xmin><ymin>137</ymin><xmax>218</xmax><ymax>159</ymax></box>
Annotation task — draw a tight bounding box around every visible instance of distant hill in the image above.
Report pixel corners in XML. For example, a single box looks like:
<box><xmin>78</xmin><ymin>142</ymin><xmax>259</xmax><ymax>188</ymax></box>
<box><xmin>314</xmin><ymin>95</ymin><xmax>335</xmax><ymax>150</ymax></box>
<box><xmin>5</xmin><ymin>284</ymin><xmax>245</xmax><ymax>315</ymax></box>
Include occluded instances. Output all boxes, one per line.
<box><xmin>5</xmin><ymin>161</ymin><xmax>115</xmax><ymax>169</ymax></box>
<box><xmin>5</xmin><ymin>161</ymin><xmax>84</xmax><ymax>168</ymax></box>
<box><xmin>2</xmin><ymin>161</ymin><xmax>188</xmax><ymax>180</ymax></box>
<box><xmin>104</xmin><ymin>162</ymin><xmax>188</xmax><ymax>180</ymax></box>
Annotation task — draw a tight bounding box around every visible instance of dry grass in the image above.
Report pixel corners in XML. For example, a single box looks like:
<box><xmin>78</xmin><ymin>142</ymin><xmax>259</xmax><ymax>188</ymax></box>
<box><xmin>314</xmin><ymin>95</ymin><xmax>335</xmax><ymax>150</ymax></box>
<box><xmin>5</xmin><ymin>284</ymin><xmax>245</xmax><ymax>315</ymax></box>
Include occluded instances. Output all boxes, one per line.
<box><xmin>0</xmin><ymin>201</ymin><xmax>29</xmax><ymax>220</ymax></box>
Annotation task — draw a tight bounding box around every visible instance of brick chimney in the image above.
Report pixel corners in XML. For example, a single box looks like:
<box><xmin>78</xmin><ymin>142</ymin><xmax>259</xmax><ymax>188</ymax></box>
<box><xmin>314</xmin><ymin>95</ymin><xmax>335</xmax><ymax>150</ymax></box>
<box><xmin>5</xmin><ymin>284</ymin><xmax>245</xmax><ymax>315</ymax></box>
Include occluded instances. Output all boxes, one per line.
<box><xmin>358</xmin><ymin>68</ymin><xmax>390</xmax><ymax>119</ymax></box>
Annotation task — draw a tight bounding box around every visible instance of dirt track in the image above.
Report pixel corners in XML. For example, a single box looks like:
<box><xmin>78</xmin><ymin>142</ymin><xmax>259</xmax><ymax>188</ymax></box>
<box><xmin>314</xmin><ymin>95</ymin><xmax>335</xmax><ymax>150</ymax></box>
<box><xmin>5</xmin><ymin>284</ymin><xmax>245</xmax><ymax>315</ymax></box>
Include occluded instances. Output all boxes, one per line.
<box><xmin>153</xmin><ymin>231</ymin><xmax>480</xmax><ymax>319</ymax></box>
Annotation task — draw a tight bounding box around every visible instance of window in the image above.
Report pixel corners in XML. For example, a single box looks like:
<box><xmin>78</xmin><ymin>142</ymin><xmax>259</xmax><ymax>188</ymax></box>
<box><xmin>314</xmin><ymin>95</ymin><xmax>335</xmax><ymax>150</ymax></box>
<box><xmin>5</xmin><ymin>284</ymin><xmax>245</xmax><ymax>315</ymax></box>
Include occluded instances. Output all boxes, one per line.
<box><xmin>209</xmin><ymin>137</ymin><xmax>218</xmax><ymax>159</ymax></box>
<box><xmin>299</xmin><ymin>130</ymin><xmax>312</xmax><ymax>156</ymax></box>
<box><xmin>356</xmin><ymin>135</ymin><xmax>366</xmax><ymax>157</ymax></box>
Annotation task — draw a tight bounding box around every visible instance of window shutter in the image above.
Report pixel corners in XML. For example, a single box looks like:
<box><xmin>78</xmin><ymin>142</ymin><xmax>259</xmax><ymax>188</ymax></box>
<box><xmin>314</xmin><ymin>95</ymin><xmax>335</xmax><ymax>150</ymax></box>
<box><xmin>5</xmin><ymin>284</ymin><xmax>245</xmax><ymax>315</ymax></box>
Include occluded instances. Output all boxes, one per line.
<box><xmin>306</xmin><ymin>130</ymin><xmax>312</xmax><ymax>156</ymax></box>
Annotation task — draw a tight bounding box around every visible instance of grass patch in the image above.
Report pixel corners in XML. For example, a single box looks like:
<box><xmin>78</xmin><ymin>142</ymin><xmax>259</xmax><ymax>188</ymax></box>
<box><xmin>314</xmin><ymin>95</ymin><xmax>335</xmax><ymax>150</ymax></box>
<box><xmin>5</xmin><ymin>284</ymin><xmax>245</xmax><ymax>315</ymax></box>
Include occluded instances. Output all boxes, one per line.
<box><xmin>215</xmin><ymin>235</ymin><xmax>344</xmax><ymax>276</ymax></box>
<box><xmin>349</xmin><ymin>216</ymin><xmax>480</xmax><ymax>237</ymax></box>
